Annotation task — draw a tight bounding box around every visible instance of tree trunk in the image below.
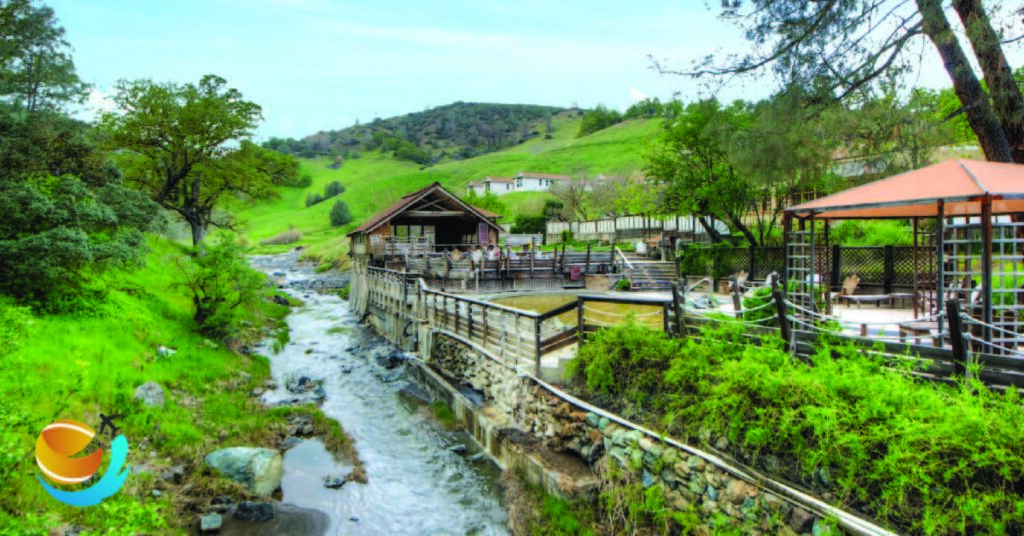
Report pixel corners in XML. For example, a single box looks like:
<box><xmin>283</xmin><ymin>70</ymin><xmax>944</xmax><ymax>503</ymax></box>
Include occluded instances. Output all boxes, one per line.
<box><xmin>917</xmin><ymin>0</ymin><xmax>1014</xmax><ymax>163</ymax></box>
<box><xmin>725</xmin><ymin>213</ymin><xmax>760</xmax><ymax>247</ymax></box>
<box><xmin>951</xmin><ymin>0</ymin><xmax>1024</xmax><ymax>163</ymax></box>
<box><xmin>697</xmin><ymin>216</ymin><xmax>724</xmax><ymax>243</ymax></box>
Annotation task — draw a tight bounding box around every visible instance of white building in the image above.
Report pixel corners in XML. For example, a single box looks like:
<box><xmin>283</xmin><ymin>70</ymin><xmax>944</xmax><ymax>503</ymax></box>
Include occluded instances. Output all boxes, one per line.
<box><xmin>466</xmin><ymin>176</ymin><xmax>515</xmax><ymax>196</ymax></box>
<box><xmin>512</xmin><ymin>171</ymin><xmax>571</xmax><ymax>192</ymax></box>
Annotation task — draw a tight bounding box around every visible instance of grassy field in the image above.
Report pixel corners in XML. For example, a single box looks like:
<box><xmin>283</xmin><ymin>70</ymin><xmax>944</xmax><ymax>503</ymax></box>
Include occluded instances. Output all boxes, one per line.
<box><xmin>0</xmin><ymin>237</ymin><xmax>354</xmax><ymax>533</ymax></box>
<box><xmin>236</xmin><ymin>115</ymin><xmax>661</xmax><ymax>265</ymax></box>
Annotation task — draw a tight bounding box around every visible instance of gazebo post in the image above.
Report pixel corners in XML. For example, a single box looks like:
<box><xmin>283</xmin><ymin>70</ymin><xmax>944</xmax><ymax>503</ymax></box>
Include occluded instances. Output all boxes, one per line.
<box><xmin>782</xmin><ymin>212</ymin><xmax>792</xmax><ymax>286</ymax></box>
<box><xmin>913</xmin><ymin>217</ymin><xmax>919</xmax><ymax>319</ymax></box>
<box><xmin>936</xmin><ymin>200</ymin><xmax>945</xmax><ymax>344</ymax></box>
<box><xmin>982</xmin><ymin>196</ymin><xmax>994</xmax><ymax>345</ymax></box>
<box><xmin>824</xmin><ymin>219</ymin><xmax>831</xmax><ymax>315</ymax></box>
<box><xmin>809</xmin><ymin>214</ymin><xmax>816</xmax><ymax>313</ymax></box>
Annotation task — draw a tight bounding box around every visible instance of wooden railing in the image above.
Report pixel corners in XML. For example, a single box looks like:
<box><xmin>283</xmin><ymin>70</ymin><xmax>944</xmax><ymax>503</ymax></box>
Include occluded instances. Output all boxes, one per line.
<box><xmin>418</xmin><ymin>280</ymin><xmax>577</xmax><ymax>374</ymax></box>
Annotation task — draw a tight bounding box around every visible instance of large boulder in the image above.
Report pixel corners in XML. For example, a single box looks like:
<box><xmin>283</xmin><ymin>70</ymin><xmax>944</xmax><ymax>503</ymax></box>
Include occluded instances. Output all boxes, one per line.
<box><xmin>134</xmin><ymin>381</ymin><xmax>166</xmax><ymax>408</ymax></box>
<box><xmin>204</xmin><ymin>447</ymin><xmax>283</xmax><ymax>497</ymax></box>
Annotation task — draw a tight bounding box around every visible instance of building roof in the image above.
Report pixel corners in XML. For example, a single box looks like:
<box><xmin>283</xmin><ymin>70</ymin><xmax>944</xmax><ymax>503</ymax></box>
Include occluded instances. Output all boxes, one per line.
<box><xmin>347</xmin><ymin>182</ymin><xmax>504</xmax><ymax>236</ymax></box>
<box><xmin>473</xmin><ymin>206</ymin><xmax>502</xmax><ymax>219</ymax></box>
<box><xmin>787</xmin><ymin>159</ymin><xmax>1024</xmax><ymax>219</ymax></box>
<box><xmin>484</xmin><ymin>176</ymin><xmax>514</xmax><ymax>183</ymax></box>
<box><xmin>515</xmin><ymin>171</ymin><xmax>571</xmax><ymax>181</ymax></box>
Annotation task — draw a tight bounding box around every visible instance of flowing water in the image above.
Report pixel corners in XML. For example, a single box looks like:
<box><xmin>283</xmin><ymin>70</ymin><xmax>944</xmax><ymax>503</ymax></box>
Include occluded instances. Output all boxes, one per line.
<box><xmin>250</xmin><ymin>253</ymin><xmax>508</xmax><ymax>535</ymax></box>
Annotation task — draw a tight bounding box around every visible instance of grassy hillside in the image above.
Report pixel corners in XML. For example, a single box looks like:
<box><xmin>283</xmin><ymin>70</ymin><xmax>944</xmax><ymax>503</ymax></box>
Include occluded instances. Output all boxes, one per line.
<box><xmin>238</xmin><ymin>115</ymin><xmax>660</xmax><ymax>265</ymax></box>
<box><xmin>0</xmin><ymin>237</ymin><xmax>351</xmax><ymax>533</ymax></box>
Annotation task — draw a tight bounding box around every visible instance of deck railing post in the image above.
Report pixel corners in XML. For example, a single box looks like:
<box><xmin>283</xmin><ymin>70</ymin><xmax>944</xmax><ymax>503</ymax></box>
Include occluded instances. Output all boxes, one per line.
<box><xmin>672</xmin><ymin>282</ymin><xmax>686</xmax><ymax>338</ymax></box>
<box><xmin>732</xmin><ymin>277</ymin><xmax>742</xmax><ymax>320</ymax></box>
<box><xmin>534</xmin><ymin>318</ymin><xmax>543</xmax><ymax>377</ymax></box>
<box><xmin>773</xmin><ymin>289</ymin><xmax>792</xmax><ymax>352</ymax></box>
<box><xmin>577</xmin><ymin>296</ymin><xmax>585</xmax><ymax>343</ymax></box>
<box><xmin>585</xmin><ymin>243</ymin><xmax>592</xmax><ymax>274</ymax></box>
<box><xmin>946</xmin><ymin>299</ymin><xmax>970</xmax><ymax>378</ymax></box>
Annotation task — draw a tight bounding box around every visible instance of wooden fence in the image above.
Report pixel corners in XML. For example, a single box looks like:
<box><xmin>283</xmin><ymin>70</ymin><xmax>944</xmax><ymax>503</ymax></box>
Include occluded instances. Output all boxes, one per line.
<box><xmin>352</xmin><ymin>266</ymin><xmax>1024</xmax><ymax>391</ymax></box>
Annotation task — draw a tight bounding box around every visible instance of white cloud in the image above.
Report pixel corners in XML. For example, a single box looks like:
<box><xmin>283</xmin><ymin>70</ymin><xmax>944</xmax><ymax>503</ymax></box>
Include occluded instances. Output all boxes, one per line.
<box><xmin>628</xmin><ymin>88</ymin><xmax>649</xmax><ymax>102</ymax></box>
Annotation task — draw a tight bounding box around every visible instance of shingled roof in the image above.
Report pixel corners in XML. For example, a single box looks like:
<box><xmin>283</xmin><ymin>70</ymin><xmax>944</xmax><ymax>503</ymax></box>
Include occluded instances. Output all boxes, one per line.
<box><xmin>347</xmin><ymin>182</ymin><xmax>503</xmax><ymax>236</ymax></box>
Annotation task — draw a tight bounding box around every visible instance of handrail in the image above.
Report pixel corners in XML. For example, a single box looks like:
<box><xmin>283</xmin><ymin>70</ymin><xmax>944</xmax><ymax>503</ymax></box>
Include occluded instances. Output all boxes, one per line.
<box><xmin>614</xmin><ymin>246</ymin><xmax>634</xmax><ymax>272</ymax></box>
<box><xmin>417</xmin><ymin>278</ymin><xmax>546</xmax><ymax>319</ymax></box>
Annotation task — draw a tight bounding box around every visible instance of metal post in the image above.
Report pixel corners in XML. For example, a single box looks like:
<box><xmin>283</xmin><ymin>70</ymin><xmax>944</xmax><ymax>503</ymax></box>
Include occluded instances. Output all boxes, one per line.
<box><xmin>936</xmin><ymin>200</ymin><xmax>946</xmax><ymax>343</ymax></box>
<box><xmin>981</xmin><ymin>197</ymin><xmax>993</xmax><ymax>345</ymax></box>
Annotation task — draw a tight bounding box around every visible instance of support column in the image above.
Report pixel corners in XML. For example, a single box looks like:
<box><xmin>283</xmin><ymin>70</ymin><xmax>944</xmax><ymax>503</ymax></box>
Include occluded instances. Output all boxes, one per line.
<box><xmin>982</xmin><ymin>197</ymin><xmax>993</xmax><ymax>345</ymax></box>
<box><xmin>936</xmin><ymin>200</ymin><xmax>946</xmax><ymax>343</ymax></box>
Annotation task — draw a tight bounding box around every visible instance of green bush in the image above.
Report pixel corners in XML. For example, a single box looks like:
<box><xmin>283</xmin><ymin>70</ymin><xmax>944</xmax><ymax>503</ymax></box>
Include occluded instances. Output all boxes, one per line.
<box><xmin>173</xmin><ymin>238</ymin><xmax>265</xmax><ymax>339</ymax></box>
<box><xmin>511</xmin><ymin>214</ymin><xmax>547</xmax><ymax>234</ymax></box>
<box><xmin>324</xmin><ymin>180</ymin><xmax>345</xmax><ymax>198</ymax></box>
<box><xmin>614</xmin><ymin>278</ymin><xmax>631</xmax><ymax>291</ymax></box>
<box><xmin>570</xmin><ymin>321</ymin><xmax>1024</xmax><ymax>533</ymax></box>
<box><xmin>305</xmin><ymin>193</ymin><xmax>324</xmax><ymax>207</ymax></box>
<box><xmin>280</xmin><ymin>172</ymin><xmax>312</xmax><ymax>188</ymax></box>
<box><xmin>330</xmin><ymin>200</ymin><xmax>353</xmax><ymax>227</ymax></box>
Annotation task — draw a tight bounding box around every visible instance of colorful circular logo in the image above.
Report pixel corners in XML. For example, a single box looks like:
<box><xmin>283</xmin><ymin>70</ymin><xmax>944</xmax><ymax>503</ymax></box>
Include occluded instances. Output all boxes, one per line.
<box><xmin>35</xmin><ymin>419</ymin><xmax>131</xmax><ymax>507</ymax></box>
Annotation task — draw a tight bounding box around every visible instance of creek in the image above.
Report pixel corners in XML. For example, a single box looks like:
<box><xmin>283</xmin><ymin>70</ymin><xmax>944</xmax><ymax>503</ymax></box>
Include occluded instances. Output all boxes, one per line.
<box><xmin>250</xmin><ymin>253</ymin><xmax>508</xmax><ymax>535</ymax></box>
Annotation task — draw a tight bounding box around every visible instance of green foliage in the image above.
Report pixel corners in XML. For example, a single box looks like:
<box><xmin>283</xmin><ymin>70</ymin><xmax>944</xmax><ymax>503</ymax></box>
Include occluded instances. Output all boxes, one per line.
<box><xmin>831</xmin><ymin>220</ymin><xmax>912</xmax><ymax>246</ymax></box>
<box><xmin>571</xmin><ymin>321</ymin><xmax>1024</xmax><ymax>533</ymax></box>
<box><xmin>463</xmin><ymin>188</ymin><xmax>507</xmax><ymax>216</ymax></box>
<box><xmin>329</xmin><ymin>200</ymin><xmax>353</xmax><ymax>227</ymax></box>
<box><xmin>613</xmin><ymin>278</ymin><xmax>631</xmax><ymax>291</ymax></box>
<box><xmin>101</xmin><ymin>75</ymin><xmax>268</xmax><ymax>245</ymax></box>
<box><xmin>338</xmin><ymin>283</ymin><xmax>351</xmax><ymax>300</ymax></box>
<box><xmin>561</xmin><ymin>229</ymin><xmax>574</xmax><ymax>243</ymax></box>
<box><xmin>741</xmin><ymin>285</ymin><xmax>776</xmax><ymax>325</ymax></box>
<box><xmin>511</xmin><ymin>214</ymin><xmax>547</xmax><ymax>235</ymax></box>
<box><xmin>173</xmin><ymin>238</ymin><xmax>265</xmax><ymax>339</ymax></box>
<box><xmin>324</xmin><ymin>180</ymin><xmax>345</xmax><ymax>198</ymax></box>
<box><xmin>305</xmin><ymin>192</ymin><xmax>324</xmax><ymax>207</ymax></box>
<box><xmin>577</xmin><ymin>104</ymin><xmax>622</xmax><ymax>137</ymax></box>
<box><xmin>0</xmin><ymin>175</ymin><xmax>163</xmax><ymax>312</ymax></box>
<box><xmin>0</xmin><ymin>0</ymin><xmax>87</xmax><ymax>112</ymax></box>
<box><xmin>431</xmin><ymin>400</ymin><xmax>458</xmax><ymax>429</ymax></box>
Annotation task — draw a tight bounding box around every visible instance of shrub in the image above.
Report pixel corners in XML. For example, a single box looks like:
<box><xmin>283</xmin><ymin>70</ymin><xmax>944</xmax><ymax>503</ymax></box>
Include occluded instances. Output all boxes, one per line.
<box><xmin>173</xmin><ymin>238</ymin><xmax>265</xmax><ymax>339</ymax></box>
<box><xmin>329</xmin><ymin>201</ymin><xmax>353</xmax><ymax>227</ymax></box>
<box><xmin>614</xmin><ymin>278</ymin><xmax>631</xmax><ymax>291</ymax></box>
<box><xmin>511</xmin><ymin>214</ymin><xmax>547</xmax><ymax>234</ymax></box>
<box><xmin>570</xmin><ymin>321</ymin><xmax>1024</xmax><ymax>533</ymax></box>
<box><xmin>305</xmin><ymin>193</ymin><xmax>324</xmax><ymax>207</ymax></box>
<box><xmin>280</xmin><ymin>173</ymin><xmax>312</xmax><ymax>188</ymax></box>
<box><xmin>259</xmin><ymin>229</ymin><xmax>302</xmax><ymax>246</ymax></box>
<box><xmin>324</xmin><ymin>180</ymin><xmax>345</xmax><ymax>199</ymax></box>
<box><xmin>561</xmin><ymin>229</ymin><xmax>574</xmax><ymax>243</ymax></box>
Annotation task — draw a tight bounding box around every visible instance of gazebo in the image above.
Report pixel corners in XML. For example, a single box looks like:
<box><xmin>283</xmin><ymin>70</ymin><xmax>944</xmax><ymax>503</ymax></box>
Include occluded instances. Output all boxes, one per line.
<box><xmin>785</xmin><ymin>159</ymin><xmax>1024</xmax><ymax>354</ymax></box>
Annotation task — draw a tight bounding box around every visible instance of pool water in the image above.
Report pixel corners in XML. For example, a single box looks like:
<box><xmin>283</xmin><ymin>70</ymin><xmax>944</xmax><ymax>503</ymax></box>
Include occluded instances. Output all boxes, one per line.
<box><xmin>489</xmin><ymin>293</ymin><xmax>666</xmax><ymax>329</ymax></box>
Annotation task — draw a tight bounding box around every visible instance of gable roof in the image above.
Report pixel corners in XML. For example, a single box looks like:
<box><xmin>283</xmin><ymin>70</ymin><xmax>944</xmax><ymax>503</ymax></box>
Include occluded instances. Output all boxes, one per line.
<box><xmin>484</xmin><ymin>176</ymin><xmax>514</xmax><ymax>183</ymax></box>
<box><xmin>347</xmin><ymin>182</ymin><xmax>504</xmax><ymax>236</ymax></box>
<box><xmin>515</xmin><ymin>171</ymin><xmax>570</xmax><ymax>181</ymax></box>
<box><xmin>788</xmin><ymin>159</ymin><xmax>1024</xmax><ymax>219</ymax></box>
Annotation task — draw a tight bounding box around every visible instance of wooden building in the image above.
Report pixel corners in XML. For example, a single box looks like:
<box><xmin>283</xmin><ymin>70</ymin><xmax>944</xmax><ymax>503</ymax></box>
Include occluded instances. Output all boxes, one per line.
<box><xmin>348</xmin><ymin>182</ymin><xmax>503</xmax><ymax>264</ymax></box>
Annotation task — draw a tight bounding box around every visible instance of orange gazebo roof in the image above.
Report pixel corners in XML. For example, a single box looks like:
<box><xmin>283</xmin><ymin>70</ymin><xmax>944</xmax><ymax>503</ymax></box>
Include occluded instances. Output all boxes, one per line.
<box><xmin>788</xmin><ymin>159</ymin><xmax>1024</xmax><ymax>219</ymax></box>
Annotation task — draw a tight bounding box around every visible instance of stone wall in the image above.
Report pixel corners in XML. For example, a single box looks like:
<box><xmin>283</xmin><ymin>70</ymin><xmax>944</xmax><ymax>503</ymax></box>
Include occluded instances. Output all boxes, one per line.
<box><xmin>429</xmin><ymin>334</ymin><xmax>833</xmax><ymax>535</ymax></box>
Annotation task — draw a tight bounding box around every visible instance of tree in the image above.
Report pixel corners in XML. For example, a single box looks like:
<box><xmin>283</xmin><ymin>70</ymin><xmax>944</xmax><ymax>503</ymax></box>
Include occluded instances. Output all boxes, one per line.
<box><xmin>101</xmin><ymin>75</ymin><xmax>269</xmax><ymax>245</ymax></box>
<box><xmin>463</xmin><ymin>189</ymin><xmax>506</xmax><ymax>217</ymax></box>
<box><xmin>577</xmin><ymin>105</ymin><xmax>623</xmax><ymax>137</ymax></box>
<box><xmin>670</xmin><ymin>1</ymin><xmax>1024</xmax><ymax>164</ymax></box>
<box><xmin>542</xmin><ymin>199</ymin><xmax>564</xmax><ymax>220</ymax></box>
<box><xmin>0</xmin><ymin>0</ymin><xmax>87</xmax><ymax>112</ymax></box>
<box><xmin>551</xmin><ymin>179</ymin><xmax>590</xmax><ymax>220</ymax></box>
<box><xmin>329</xmin><ymin>200</ymin><xmax>353</xmax><ymax>227</ymax></box>
<box><xmin>644</xmin><ymin>99</ymin><xmax>759</xmax><ymax>245</ymax></box>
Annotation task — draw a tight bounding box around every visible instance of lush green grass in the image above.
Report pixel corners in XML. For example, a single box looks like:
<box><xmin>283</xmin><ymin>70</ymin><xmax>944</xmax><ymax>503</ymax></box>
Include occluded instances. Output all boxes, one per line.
<box><xmin>235</xmin><ymin>117</ymin><xmax>661</xmax><ymax>266</ymax></box>
<box><xmin>0</xmin><ymin>236</ymin><xmax>351</xmax><ymax>533</ymax></box>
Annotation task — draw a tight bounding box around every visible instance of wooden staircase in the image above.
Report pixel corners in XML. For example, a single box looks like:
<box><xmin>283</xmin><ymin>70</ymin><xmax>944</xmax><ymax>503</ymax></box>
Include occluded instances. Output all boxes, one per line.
<box><xmin>624</xmin><ymin>254</ymin><xmax>677</xmax><ymax>291</ymax></box>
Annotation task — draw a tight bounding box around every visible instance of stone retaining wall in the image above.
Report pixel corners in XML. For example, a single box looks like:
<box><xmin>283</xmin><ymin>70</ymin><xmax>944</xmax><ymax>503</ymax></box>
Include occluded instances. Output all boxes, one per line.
<box><xmin>430</xmin><ymin>334</ymin><xmax>834</xmax><ymax>535</ymax></box>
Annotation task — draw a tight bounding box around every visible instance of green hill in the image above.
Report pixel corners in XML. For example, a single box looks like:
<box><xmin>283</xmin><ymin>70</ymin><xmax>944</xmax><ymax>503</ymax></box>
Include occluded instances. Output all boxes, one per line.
<box><xmin>262</xmin><ymin>102</ymin><xmax>567</xmax><ymax>165</ymax></box>
<box><xmin>236</xmin><ymin>115</ymin><xmax>661</xmax><ymax>266</ymax></box>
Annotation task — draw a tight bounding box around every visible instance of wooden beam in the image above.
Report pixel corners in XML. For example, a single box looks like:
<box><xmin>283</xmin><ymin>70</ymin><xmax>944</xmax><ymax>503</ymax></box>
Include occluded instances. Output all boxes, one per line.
<box><xmin>403</xmin><ymin>211</ymin><xmax>465</xmax><ymax>217</ymax></box>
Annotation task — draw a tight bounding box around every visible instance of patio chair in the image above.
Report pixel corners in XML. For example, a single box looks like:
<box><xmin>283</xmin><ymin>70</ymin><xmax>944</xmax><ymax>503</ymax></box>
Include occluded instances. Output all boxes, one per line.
<box><xmin>835</xmin><ymin>274</ymin><xmax>891</xmax><ymax>307</ymax></box>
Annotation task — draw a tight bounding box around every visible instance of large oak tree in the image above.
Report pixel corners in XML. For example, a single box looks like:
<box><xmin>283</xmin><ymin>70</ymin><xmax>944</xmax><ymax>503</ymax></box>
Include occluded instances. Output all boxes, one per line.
<box><xmin>101</xmin><ymin>75</ymin><xmax>295</xmax><ymax>244</ymax></box>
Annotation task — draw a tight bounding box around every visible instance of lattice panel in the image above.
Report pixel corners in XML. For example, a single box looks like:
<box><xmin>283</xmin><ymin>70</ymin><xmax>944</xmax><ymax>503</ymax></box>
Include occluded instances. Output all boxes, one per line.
<box><xmin>715</xmin><ymin>248</ymin><xmax>748</xmax><ymax>277</ymax></box>
<box><xmin>840</xmin><ymin>247</ymin><xmax>886</xmax><ymax>285</ymax></box>
<box><xmin>752</xmin><ymin>247</ymin><xmax>785</xmax><ymax>281</ymax></box>
<box><xmin>891</xmin><ymin>247</ymin><xmax>923</xmax><ymax>287</ymax></box>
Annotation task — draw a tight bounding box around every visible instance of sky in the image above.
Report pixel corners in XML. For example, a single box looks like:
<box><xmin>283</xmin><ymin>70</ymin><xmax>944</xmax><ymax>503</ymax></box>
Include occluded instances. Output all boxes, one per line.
<box><xmin>46</xmin><ymin>0</ymin><xmax>1023</xmax><ymax>140</ymax></box>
